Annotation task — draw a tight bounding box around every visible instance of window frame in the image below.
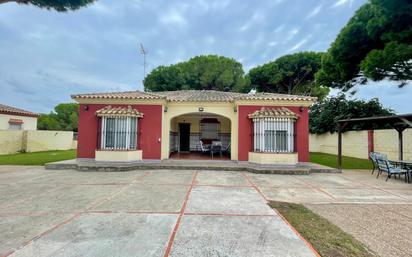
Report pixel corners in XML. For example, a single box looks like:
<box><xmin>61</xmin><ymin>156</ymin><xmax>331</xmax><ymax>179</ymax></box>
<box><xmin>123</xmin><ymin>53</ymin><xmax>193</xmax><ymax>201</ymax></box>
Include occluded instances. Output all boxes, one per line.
<box><xmin>100</xmin><ymin>116</ymin><xmax>138</xmax><ymax>151</ymax></box>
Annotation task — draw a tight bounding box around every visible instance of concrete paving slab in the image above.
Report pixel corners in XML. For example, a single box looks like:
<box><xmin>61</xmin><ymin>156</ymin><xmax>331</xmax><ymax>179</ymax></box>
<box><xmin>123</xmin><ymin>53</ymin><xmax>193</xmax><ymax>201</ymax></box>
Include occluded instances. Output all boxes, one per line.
<box><xmin>196</xmin><ymin>170</ymin><xmax>250</xmax><ymax>186</ymax></box>
<box><xmin>140</xmin><ymin>170</ymin><xmax>195</xmax><ymax>185</ymax></box>
<box><xmin>92</xmin><ymin>184</ymin><xmax>188</xmax><ymax>212</ymax></box>
<box><xmin>261</xmin><ymin>187</ymin><xmax>335</xmax><ymax>204</ymax></box>
<box><xmin>27</xmin><ymin>170</ymin><xmax>143</xmax><ymax>185</ymax></box>
<box><xmin>186</xmin><ymin>186</ymin><xmax>273</xmax><ymax>215</ymax></box>
<box><xmin>247</xmin><ymin>173</ymin><xmax>307</xmax><ymax>188</ymax></box>
<box><xmin>9</xmin><ymin>213</ymin><xmax>177</xmax><ymax>257</ymax></box>
<box><xmin>0</xmin><ymin>183</ymin><xmax>57</xmax><ymax>207</ymax></box>
<box><xmin>0</xmin><ymin>214</ymin><xmax>70</xmax><ymax>256</ymax></box>
<box><xmin>294</xmin><ymin>174</ymin><xmax>365</xmax><ymax>188</ymax></box>
<box><xmin>8</xmin><ymin>185</ymin><xmax>120</xmax><ymax>212</ymax></box>
<box><xmin>320</xmin><ymin>188</ymin><xmax>407</xmax><ymax>203</ymax></box>
<box><xmin>170</xmin><ymin>215</ymin><xmax>316</xmax><ymax>257</ymax></box>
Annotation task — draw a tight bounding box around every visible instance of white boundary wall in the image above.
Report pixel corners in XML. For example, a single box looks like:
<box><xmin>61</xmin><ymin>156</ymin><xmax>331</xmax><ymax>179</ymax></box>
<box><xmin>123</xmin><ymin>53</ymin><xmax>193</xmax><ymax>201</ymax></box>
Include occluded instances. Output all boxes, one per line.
<box><xmin>310</xmin><ymin>129</ymin><xmax>412</xmax><ymax>160</ymax></box>
<box><xmin>0</xmin><ymin>130</ymin><xmax>75</xmax><ymax>155</ymax></box>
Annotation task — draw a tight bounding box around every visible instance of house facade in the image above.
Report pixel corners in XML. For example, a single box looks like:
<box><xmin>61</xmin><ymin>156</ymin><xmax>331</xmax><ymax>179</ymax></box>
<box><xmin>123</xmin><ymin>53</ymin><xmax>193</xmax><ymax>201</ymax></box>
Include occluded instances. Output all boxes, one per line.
<box><xmin>0</xmin><ymin>104</ymin><xmax>38</xmax><ymax>130</ymax></box>
<box><xmin>72</xmin><ymin>90</ymin><xmax>316</xmax><ymax>164</ymax></box>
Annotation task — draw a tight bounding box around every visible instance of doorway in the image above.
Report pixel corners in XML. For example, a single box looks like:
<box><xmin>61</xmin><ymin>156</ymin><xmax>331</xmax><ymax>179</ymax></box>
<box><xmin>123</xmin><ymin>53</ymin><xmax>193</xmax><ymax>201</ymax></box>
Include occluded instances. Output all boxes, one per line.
<box><xmin>179</xmin><ymin>123</ymin><xmax>190</xmax><ymax>152</ymax></box>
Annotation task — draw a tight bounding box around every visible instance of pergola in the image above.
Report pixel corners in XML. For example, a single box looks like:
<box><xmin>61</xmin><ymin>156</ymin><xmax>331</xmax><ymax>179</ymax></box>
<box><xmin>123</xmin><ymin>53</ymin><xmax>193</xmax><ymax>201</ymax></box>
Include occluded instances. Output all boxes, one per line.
<box><xmin>337</xmin><ymin>113</ymin><xmax>412</xmax><ymax>170</ymax></box>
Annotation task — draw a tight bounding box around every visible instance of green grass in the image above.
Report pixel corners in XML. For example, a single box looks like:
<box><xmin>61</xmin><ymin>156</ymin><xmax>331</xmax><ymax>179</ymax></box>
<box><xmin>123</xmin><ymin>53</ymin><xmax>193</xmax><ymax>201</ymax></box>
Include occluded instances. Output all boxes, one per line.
<box><xmin>310</xmin><ymin>152</ymin><xmax>373</xmax><ymax>170</ymax></box>
<box><xmin>0</xmin><ymin>150</ymin><xmax>76</xmax><ymax>166</ymax></box>
<box><xmin>269</xmin><ymin>201</ymin><xmax>377</xmax><ymax>257</ymax></box>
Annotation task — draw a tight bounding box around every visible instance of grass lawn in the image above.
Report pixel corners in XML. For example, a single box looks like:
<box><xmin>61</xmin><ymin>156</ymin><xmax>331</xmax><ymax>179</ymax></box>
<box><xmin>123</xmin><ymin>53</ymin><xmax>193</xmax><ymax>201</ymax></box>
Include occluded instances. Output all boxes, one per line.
<box><xmin>310</xmin><ymin>152</ymin><xmax>372</xmax><ymax>170</ymax></box>
<box><xmin>0</xmin><ymin>150</ymin><xmax>76</xmax><ymax>166</ymax></box>
<box><xmin>270</xmin><ymin>201</ymin><xmax>377</xmax><ymax>257</ymax></box>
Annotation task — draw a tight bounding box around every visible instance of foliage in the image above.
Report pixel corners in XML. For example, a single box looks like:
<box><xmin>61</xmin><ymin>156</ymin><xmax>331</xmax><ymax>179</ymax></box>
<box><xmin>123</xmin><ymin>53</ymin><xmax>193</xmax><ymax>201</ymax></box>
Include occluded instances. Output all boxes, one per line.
<box><xmin>37</xmin><ymin>103</ymin><xmax>79</xmax><ymax>131</ymax></box>
<box><xmin>310</xmin><ymin>152</ymin><xmax>373</xmax><ymax>170</ymax></box>
<box><xmin>316</xmin><ymin>0</ymin><xmax>412</xmax><ymax>90</ymax></box>
<box><xmin>248</xmin><ymin>52</ymin><xmax>329</xmax><ymax>100</ymax></box>
<box><xmin>309</xmin><ymin>94</ymin><xmax>393</xmax><ymax>134</ymax></box>
<box><xmin>0</xmin><ymin>150</ymin><xmax>76</xmax><ymax>166</ymax></box>
<box><xmin>0</xmin><ymin>0</ymin><xmax>95</xmax><ymax>12</ymax></box>
<box><xmin>144</xmin><ymin>55</ymin><xmax>251</xmax><ymax>93</ymax></box>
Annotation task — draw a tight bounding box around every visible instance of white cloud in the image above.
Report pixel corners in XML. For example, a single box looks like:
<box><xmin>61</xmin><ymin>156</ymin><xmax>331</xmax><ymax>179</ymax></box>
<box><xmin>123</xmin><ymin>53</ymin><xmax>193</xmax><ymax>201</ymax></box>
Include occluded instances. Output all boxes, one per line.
<box><xmin>306</xmin><ymin>4</ymin><xmax>322</xmax><ymax>18</ymax></box>
<box><xmin>289</xmin><ymin>35</ymin><xmax>311</xmax><ymax>51</ymax></box>
<box><xmin>238</xmin><ymin>12</ymin><xmax>265</xmax><ymax>32</ymax></box>
<box><xmin>268</xmin><ymin>41</ymin><xmax>278</xmax><ymax>47</ymax></box>
<box><xmin>159</xmin><ymin>8</ymin><xmax>187</xmax><ymax>26</ymax></box>
<box><xmin>283</xmin><ymin>28</ymin><xmax>300</xmax><ymax>43</ymax></box>
<box><xmin>331</xmin><ymin>0</ymin><xmax>354</xmax><ymax>8</ymax></box>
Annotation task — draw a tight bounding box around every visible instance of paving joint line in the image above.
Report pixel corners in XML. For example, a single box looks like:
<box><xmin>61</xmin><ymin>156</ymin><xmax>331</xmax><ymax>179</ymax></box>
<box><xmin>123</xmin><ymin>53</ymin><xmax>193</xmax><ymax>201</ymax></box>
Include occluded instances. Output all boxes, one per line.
<box><xmin>292</xmin><ymin>176</ymin><xmax>338</xmax><ymax>201</ymax></box>
<box><xmin>341</xmin><ymin>174</ymin><xmax>409</xmax><ymax>201</ymax></box>
<box><xmin>1</xmin><ymin>171</ymin><xmax>150</xmax><ymax>257</ymax></box>
<box><xmin>241</xmin><ymin>172</ymin><xmax>321</xmax><ymax>257</ymax></box>
<box><xmin>163</xmin><ymin>171</ymin><xmax>198</xmax><ymax>257</ymax></box>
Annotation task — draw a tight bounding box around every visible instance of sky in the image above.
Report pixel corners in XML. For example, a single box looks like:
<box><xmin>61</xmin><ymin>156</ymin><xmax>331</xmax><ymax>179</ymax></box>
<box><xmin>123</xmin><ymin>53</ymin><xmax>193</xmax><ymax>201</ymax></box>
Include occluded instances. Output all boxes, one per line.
<box><xmin>0</xmin><ymin>0</ymin><xmax>410</xmax><ymax>114</ymax></box>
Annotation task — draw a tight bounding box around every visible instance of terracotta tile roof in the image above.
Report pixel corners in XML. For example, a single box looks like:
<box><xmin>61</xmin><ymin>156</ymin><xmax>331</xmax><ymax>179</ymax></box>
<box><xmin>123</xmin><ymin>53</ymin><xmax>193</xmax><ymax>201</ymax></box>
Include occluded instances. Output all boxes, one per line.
<box><xmin>248</xmin><ymin>107</ymin><xmax>299</xmax><ymax>119</ymax></box>
<box><xmin>72</xmin><ymin>90</ymin><xmax>165</xmax><ymax>100</ymax></box>
<box><xmin>72</xmin><ymin>90</ymin><xmax>316</xmax><ymax>103</ymax></box>
<box><xmin>96</xmin><ymin>105</ymin><xmax>143</xmax><ymax>117</ymax></box>
<box><xmin>235</xmin><ymin>92</ymin><xmax>317</xmax><ymax>102</ymax></box>
<box><xmin>152</xmin><ymin>90</ymin><xmax>244</xmax><ymax>102</ymax></box>
<box><xmin>0</xmin><ymin>104</ymin><xmax>38</xmax><ymax>117</ymax></box>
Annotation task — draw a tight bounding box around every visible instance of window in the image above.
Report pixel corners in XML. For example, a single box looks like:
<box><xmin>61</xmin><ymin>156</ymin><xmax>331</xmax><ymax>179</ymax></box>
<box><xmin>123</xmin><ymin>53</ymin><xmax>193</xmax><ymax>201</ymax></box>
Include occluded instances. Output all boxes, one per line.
<box><xmin>201</xmin><ymin>123</ymin><xmax>219</xmax><ymax>139</ymax></box>
<box><xmin>9</xmin><ymin>123</ymin><xmax>22</xmax><ymax>130</ymax></box>
<box><xmin>100</xmin><ymin>116</ymin><xmax>138</xmax><ymax>150</ymax></box>
<box><xmin>253</xmin><ymin>118</ymin><xmax>295</xmax><ymax>152</ymax></box>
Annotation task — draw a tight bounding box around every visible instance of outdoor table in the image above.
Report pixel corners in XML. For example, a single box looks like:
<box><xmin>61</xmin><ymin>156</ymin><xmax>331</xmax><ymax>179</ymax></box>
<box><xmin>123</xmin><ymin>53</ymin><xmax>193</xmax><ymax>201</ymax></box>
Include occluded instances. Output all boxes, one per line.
<box><xmin>391</xmin><ymin>160</ymin><xmax>412</xmax><ymax>183</ymax></box>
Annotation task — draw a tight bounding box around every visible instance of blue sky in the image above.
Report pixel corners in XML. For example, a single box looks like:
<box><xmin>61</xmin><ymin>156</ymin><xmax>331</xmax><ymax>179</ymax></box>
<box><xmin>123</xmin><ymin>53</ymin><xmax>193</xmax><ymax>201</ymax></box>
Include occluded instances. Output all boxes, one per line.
<box><xmin>0</xmin><ymin>0</ymin><xmax>410</xmax><ymax>114</ymax></box>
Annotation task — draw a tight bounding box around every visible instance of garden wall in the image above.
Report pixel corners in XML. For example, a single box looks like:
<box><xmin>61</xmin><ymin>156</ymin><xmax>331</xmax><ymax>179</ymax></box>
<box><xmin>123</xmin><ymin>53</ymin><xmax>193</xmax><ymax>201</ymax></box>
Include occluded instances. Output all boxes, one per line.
<box><xmin>0</xmin><ymin>130</ymin><xmax>75</xmax><ymax>154</ymax></box>
<box><xmin>309</xmin><ymin>128</ymin><xmax>412</xmax><ymax>160</ymax></box>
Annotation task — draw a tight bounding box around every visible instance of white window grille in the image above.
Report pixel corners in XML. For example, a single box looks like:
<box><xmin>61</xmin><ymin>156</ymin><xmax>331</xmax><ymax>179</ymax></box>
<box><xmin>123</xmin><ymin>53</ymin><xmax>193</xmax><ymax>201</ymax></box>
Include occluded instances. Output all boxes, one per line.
<box><xmin>252</xmin><ymin>117</ymin><xmax>295</xmax><ymax>153</ymax></box>
<box><xmin>100</xmin><ymin>116</ymin><xmax>138</xmax><ymax>150</ymax></box>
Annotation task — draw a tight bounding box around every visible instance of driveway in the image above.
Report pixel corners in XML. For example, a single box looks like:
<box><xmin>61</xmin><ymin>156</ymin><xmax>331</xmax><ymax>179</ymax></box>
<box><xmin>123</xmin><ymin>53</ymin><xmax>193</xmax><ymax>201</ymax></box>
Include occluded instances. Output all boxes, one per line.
<box><xmin>0</xmin><ymin>166</ymin><xmax>317</xmax><ymax>257</ymax></box>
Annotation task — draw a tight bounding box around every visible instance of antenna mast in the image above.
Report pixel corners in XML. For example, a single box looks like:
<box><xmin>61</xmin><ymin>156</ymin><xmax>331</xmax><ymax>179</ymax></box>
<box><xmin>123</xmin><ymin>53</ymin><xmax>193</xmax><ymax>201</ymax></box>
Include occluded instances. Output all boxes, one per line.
<box><xmin>139</xmin><ymin>43</ymin><xmax>148</xmax><ymax>81</ymax></box>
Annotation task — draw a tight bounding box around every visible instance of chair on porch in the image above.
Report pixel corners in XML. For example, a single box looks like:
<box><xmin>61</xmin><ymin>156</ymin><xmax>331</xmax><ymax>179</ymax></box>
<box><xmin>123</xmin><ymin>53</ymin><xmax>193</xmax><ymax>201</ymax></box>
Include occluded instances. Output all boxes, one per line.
<box><xmin>197</xmin><ymin>141</ymin><xmax>210</xmax><ymax>155</ymax></box>
<box><xmin>222</xmin><ymin>143</ymin><xmax>231</xmax><ymax>157</ymax></box>
<box><xmin>210</xmin><ymin>141</ymin><xmax>223</xmax><ymax>158</ymax></box>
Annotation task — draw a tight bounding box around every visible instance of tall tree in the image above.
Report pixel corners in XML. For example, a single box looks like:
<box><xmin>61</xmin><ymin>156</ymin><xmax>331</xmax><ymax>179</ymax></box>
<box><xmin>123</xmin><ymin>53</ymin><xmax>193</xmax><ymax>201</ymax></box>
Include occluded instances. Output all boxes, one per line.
<box><xmin>316</xmin><ymin>0</ymin><xmax>412</xmax><ymax>90</ymax></box>
<box><xmin>37</xmin><ymin>103</ymin><xmax>79</xmax><ymax>131</ymax></box>
<box><xmin>0</xmin><ymin>0</ymin><xmax>95</xmax><ymax>11</ymax></box>
<box><xmin>144</xmin><ymin>55</ymin><xmax>251</xmax><ymax>93</ymax></box>
<box><xmin>248</xmin><ymin>52</ymin><xmax>329</xmax><ymax>100</ymax></box>
<box><xmin>309</xmin><ymin>94</ymin><xmax>394</xmax><ymax>134</ymax></box>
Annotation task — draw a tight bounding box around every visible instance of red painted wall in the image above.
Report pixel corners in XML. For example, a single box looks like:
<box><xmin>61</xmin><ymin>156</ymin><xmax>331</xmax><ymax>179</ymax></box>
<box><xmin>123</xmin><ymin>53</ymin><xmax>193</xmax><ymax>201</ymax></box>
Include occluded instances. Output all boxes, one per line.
<box><xmin>77</xmin><ymin>104</ymin><xmax>162</xmax><ymax>160</ymax></box>
<box><xmin>367</xmin><ymin>130</ymin><xmax>374</xmax><ymax>159</ymax></box>
<box><xmin>237</xmin><ymin>106</ymin><xmax>309</xmax><ymax>162</ymax></box>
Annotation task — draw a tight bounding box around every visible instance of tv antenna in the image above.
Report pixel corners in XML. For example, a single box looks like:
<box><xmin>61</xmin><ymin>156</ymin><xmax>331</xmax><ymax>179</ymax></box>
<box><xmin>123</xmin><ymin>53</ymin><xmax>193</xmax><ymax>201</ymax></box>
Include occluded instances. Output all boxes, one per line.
<box><xmin>139</xmin><ymin>43</ymin><xmax>148</xmax><ymax>80</ymax></box>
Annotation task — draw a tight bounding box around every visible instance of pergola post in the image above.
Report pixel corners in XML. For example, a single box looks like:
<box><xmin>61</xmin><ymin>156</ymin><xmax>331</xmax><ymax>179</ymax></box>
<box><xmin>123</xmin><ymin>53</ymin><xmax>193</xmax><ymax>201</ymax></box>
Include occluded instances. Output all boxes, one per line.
<box><xmin>337</xmin><ymin>122</ymin><xmax>347</xmax><ymax>171</ymax></box>
<box><xmin>396</xmin><ymin>128</ymin><xmax>405</xmax><ymax>161</ymax></box>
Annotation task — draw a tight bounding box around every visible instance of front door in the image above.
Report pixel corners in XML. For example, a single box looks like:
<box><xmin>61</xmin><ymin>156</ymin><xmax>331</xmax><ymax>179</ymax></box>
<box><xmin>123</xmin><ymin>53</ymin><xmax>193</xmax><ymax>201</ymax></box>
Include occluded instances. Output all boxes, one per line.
<box><xmin>179</xmin><ymin>123</ymin><xmax>190</xmax><ymax>152</ymax></box>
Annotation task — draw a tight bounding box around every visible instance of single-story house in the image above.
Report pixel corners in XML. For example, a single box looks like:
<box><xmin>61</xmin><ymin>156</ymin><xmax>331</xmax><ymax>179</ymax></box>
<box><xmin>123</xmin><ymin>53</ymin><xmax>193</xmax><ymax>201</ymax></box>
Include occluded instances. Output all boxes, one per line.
<box><xmin>0</xmin><ymin>104</ymin><xmax>38</xmax><ymax>130</ymax></box>
<box><xmin>72</xmin><ymin>90</ymin><xmax>316</xmax><ymax>165</ymax></box>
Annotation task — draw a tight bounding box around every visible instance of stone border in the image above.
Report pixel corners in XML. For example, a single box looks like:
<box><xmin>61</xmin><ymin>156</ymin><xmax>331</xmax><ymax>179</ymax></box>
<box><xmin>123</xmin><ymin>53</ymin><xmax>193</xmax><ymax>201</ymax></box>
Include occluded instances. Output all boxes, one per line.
<box><xmin>45</xmin><ymin>160</ymin><xmax>339</xmax><ymax>175</ymax></box>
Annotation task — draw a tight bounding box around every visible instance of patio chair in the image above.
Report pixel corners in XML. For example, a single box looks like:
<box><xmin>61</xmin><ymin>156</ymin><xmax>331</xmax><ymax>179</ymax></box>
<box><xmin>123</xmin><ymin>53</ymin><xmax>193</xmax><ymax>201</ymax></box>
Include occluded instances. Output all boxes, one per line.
<box><xmin>223</xmin><ymin>143</ymin><xmax>231</xmax><ymax>156</ymax></box>
<box><xmin>197</xmin><ymin>141</ymin><xmax>209</xmax><ymax>154</ymax></box>
<box><xmin>370</xmin><ymin>152</ymin><xmax>387</xmax><ymax>175</ymax></box>
<box><xmin>210</xmin><ymin>141</ymin><xmax>222</xmax><ymax>158</ymax></box>
<box><xmin>376</xmin><ymin>157</ymin><xmax>408</xmax><ymax>182</ymax></box>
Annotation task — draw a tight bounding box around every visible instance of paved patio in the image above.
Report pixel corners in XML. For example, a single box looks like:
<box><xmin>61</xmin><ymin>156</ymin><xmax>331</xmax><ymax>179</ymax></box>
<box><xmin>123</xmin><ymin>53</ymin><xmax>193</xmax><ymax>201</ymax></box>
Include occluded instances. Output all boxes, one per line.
<box><xmin>1</xmin><ymin>166</ymin><xmax>411</xmax><ymax>257</ymax></box>
<box><xmin>0</xmin><ymin>166</ymin><xmax>317</xmax><ymax>257</ymax></box>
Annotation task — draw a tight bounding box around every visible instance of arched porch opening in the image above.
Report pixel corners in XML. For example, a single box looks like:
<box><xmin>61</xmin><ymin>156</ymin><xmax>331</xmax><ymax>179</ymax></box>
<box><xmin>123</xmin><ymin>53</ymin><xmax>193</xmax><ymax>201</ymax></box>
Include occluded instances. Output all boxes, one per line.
<box><xmin>169</xmin><ymin>112</ymin><xmax>231</xmax><ymax>160</ymax></box>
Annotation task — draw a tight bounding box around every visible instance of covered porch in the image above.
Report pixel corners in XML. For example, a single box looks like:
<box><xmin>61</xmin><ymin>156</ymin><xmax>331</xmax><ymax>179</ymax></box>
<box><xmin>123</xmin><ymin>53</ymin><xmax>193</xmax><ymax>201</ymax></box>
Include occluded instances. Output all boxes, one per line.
<box><xmin>169</xmin><ymin>112</ymin><xmax>231</xmax><ymax>160</ymax></box>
